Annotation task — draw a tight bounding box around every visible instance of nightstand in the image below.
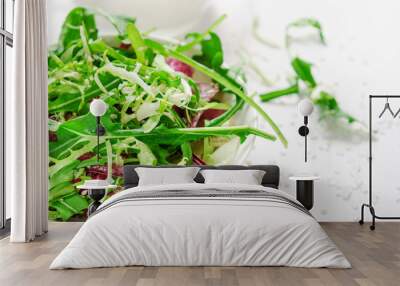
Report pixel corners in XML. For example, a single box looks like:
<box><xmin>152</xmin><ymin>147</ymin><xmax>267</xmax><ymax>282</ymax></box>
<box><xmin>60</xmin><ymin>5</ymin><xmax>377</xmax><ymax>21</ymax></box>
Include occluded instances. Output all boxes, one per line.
<box><xmin>289</xmin><ymin>176</ymin><xmax>319</xmax><ymax>210</ymax></box>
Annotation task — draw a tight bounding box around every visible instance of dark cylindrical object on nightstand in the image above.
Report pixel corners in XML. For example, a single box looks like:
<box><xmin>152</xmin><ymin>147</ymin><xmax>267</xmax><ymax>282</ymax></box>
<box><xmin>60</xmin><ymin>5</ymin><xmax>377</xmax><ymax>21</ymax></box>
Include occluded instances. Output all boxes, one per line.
<box><xmin>87</xmin><ymin>189</ymin><xmax>106</xmax><ymax>216</ymax></box>
<box><xmin>296</xmin><ymin>180</ymin><xmax>314</xmax><ymax>210</ymax></box>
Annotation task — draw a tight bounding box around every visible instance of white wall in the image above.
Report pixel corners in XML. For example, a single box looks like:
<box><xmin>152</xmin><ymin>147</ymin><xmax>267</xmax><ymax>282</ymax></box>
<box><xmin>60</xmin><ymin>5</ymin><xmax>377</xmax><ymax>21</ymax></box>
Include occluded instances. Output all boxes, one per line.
<box><xmin>47</xmin><ymin>0</ymin><xmax>400</xmax><ymax>221</ymax></box>
<box><xmin>215</xmin><ymin>0</ymin><xmax>400</xmax><ymax>221</ymax></box>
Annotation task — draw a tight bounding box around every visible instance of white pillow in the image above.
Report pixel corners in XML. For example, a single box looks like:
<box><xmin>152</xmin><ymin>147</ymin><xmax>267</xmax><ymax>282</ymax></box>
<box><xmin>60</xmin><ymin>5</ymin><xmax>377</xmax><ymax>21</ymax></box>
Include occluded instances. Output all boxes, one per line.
<box><xmin>136</xmin><ymin>167</ymin><xmax>200</xmax><ymax>186</ymax></box>
<box><xmin>200</xmin><ymin>169</ymin><xmax>266</xmax><ymax>185</ymax></box>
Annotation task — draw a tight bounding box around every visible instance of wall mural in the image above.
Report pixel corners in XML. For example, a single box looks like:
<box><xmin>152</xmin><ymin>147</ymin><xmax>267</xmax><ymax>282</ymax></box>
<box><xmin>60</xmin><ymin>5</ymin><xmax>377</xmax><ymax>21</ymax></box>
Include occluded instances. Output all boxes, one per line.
<box><xmin>48</xmin><ymin>6</ymin><xmax>357</xmax><ymax>221</ymax></box>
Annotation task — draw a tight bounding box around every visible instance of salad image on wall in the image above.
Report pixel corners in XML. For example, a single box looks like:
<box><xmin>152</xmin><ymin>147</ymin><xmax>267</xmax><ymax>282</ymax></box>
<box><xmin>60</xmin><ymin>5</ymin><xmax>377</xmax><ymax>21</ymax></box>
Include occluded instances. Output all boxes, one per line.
<box><xmin>47</xmin><ymin>7</ymin><xmax>286</xmax><ymax>221</ymax></box>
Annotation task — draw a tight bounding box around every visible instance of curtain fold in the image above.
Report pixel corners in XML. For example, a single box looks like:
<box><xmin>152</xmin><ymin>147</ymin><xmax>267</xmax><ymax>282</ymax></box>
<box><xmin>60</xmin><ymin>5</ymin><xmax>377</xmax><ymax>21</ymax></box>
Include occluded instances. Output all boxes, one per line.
<box><xmin>8</xmin><ymin>0</ymin><xmax>48</xmax><ymax>242</ymax></box>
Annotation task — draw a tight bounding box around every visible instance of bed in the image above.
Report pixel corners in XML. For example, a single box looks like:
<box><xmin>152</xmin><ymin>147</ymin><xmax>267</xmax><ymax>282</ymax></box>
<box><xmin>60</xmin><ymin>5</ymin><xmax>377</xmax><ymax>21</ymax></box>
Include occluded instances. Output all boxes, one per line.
<box><xmin>50</xmin><ymin>165</ymin><xmax>350</xmax><ymax>269</ymax></box>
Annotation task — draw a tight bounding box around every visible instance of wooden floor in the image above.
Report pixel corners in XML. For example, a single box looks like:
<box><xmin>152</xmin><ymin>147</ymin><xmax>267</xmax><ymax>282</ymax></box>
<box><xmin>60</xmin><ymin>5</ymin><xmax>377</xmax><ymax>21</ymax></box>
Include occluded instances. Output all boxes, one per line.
<box><xmin>0</xmin><ymin>222</ymin><xmax>399</xmax><ymax>286</ymax></box>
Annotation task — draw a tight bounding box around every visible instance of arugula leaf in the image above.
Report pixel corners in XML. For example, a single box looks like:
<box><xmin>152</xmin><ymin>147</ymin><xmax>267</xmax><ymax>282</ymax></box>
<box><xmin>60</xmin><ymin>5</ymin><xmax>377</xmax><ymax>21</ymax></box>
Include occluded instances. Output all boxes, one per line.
<box><xmin>109</xmin><ymin>125</ymin><xmax>276</xmax><ymax>145</ymax></box>
<box><xmin>291</xmin><ymin>57</ymin><xmax>316</xmax><ymax>88</ymax></box>
<box><xmin>287</xmin><ymin>18</ymin><xmax>326</xmax><ymax>45</ymax></box>
<box><xmin>260</xmin><ymin>84</ymin><xmax>299</xmax><ymax>102</ymax></box>
<box><xmin>187</xmin><ymin>33</ymin><xmax>251</xmax><ymax>127</ymax></box>
<box><xmin>191</xmin><ymin>32</ymin><xmax>241</xmax><ymax>90</ymax></box>
<box><xmin>193</xmin><ymin>32</ymin><xmax>224</xmax><ymax>70</ymax></box>
<box><xmin>205</xmin><ymin>95</ymin><xmax>244</xmax><ymax>127</ymax></box>
<box><xmin>126</xmin><ymin>22</ymin><xmax>147</xmax><ymax>64</ymax></box>
<box><xmin>59</xmin><ymin>7</ymin><xmax>98</xmax><ymax>50</ymax></box>
<box><xmin>177</xmin><ymin>14</ymin><xmax>227</xmax><ymax>53</ymax></box>
<box><xmin>90</xmin><ymin>39</ymin><xmax>137</xmax><ymax>65</ymax></box>
<box><xmin>59</xmin><ymin>113</ymin><xmax>276</xmax><ymax>145</ymax></box>
<box><xmin>313</xmin><ymin>91</ymin><xmax>356</xmax><ymax>123</ymax></box>
<box><xmin>149</xmin><ymin>144</ymin><xmax>172</xmax><ymax>165</ymax></box>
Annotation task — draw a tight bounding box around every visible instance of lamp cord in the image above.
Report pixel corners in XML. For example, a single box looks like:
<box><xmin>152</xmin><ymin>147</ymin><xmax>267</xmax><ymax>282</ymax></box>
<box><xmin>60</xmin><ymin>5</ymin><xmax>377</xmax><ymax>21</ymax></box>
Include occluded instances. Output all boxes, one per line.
<box><xmin>305</xmin><ymin>134</ymin><xmax>307</xmax><ymax>162</ymax></box>
<box><xmin>97</xmin><ymin>116</ymin><xmax>100</xmax><ymax>164</ymax></box>
<box><xmin>304</xmin><ymin>116</ymin><xmax>308</xmax><ymax>163</ymax></box>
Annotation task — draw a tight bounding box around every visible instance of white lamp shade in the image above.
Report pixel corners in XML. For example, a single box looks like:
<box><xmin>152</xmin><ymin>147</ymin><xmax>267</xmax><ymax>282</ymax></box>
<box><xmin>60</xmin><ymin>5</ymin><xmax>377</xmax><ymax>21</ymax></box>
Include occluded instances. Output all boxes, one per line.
<box><xmin>90</xmin><ymin>99</ymin><xmax>107</xmax><ymax>117</ymax></box>
<box><xmin>298</xmin><ymin>98</ymin><xmax>314</xmax><ymax>116</ymax></box>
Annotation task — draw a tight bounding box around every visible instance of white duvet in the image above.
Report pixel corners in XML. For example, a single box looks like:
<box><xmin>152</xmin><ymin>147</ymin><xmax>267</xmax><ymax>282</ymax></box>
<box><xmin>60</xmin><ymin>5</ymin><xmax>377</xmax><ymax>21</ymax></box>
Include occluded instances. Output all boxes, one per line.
<box><xmin>50</xmin><ymin>183</ymin><xmax>350</xmax><ymax>269</ymax></box>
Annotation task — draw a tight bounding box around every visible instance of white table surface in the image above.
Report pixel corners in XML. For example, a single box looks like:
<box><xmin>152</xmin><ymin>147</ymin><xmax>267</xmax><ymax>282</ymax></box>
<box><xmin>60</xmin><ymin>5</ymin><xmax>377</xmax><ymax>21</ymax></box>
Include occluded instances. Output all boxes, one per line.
<box><xmin>289</xmin><ymin>176</ymin><xmax>320</xmax><ymax>181</ymax></box>
<box><xmin>76</xmin><ymin>185</ymin><xmax>118</xmax><ymax>190</ymax></box>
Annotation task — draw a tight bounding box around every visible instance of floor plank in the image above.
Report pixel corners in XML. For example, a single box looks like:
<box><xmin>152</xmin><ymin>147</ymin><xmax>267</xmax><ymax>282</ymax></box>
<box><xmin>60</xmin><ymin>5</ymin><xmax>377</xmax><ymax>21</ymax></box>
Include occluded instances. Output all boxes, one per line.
<box><xmin>0</xmin><ymin>222</ymin><xmax>399</xmax><ymax>286</ymax></box>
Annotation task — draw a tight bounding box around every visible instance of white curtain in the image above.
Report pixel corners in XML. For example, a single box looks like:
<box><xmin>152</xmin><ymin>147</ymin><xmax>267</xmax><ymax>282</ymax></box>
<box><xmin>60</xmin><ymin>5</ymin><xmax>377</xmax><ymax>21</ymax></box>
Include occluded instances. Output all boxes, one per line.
<box><xmin>8</xmin><ymin>0</ymin><xmax>48</xmax><ymax>242</ymax></box>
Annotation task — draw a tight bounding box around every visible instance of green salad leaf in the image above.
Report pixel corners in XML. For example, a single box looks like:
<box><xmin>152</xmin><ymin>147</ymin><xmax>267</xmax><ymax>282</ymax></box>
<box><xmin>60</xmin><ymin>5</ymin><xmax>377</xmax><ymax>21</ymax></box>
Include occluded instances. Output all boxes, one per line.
<box><xmin>126</xmin><ymin>22</ymin><xmax>147</xmax><ymax>64</ymax></box>
<box><xmin>177</xmin><ymin>14</ymin><xmax>227</xmax><ymax>53</ymax></box>
<box><xmin>58</xmin><ymin>7</ymin><xmax>98</xmax><ymax>50</ymax></box>
<box><xmin>313</xmin><ymin>91</ymin><xmax>356</xmax><ymax>123</ymax></box>
<box><xmin>291</xmin><ymin>57</ymin><xmax>316</xmax><ymax>88</ymax></box>
<box><xmin>193</xmin><ymin>32</ymin><xmax>224</xmax><ymax>70</ymax></box>
<box><xmin>286</xmin><ymin>18</ymin><xmax>326</xmax><ymax>46</ymax></box>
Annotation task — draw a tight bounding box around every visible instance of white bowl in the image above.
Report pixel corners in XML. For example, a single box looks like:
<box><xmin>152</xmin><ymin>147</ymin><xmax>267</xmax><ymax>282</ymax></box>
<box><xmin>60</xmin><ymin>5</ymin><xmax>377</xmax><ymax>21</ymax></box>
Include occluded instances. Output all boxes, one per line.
<box><xmin>77</xmin><ymin>0</ymin><xmax>215</xmax><ymax>38</ymax></box>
